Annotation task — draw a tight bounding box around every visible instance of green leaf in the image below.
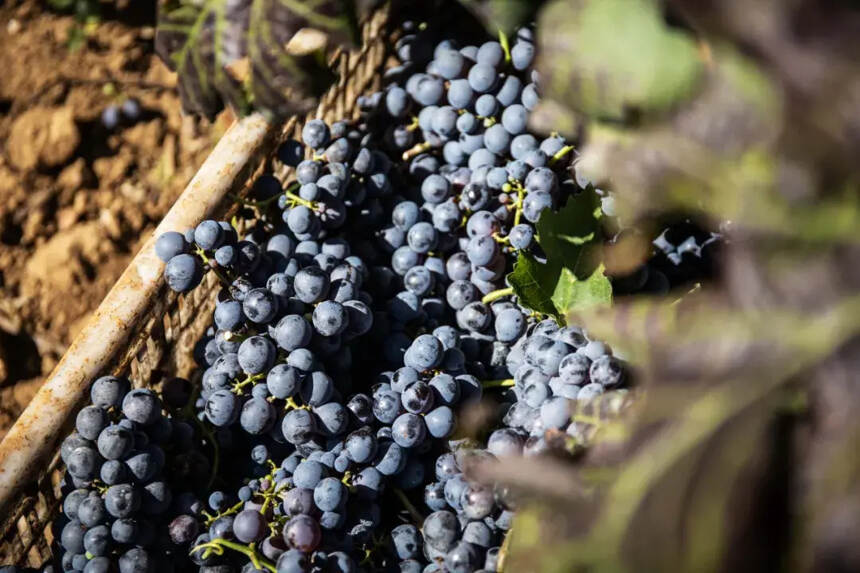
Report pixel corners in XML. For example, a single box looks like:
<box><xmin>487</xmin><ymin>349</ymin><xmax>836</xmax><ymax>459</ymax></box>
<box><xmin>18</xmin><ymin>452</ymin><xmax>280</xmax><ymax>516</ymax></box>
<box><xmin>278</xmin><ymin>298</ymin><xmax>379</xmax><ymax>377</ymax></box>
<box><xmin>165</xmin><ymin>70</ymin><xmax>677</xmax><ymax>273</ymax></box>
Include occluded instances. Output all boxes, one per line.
<box><xmin>509</xmin><ymin>190</ymin><xmax>613</xmax><ymax>317</ymax></box>
<box><xmin>537</xmin><ymin>188</ymin><xmax>603</xmax><ymax>279</ymax></box>
<box><xmin>155</xmin><ymin>0</ymin><xmax>360</xmax><ymax>120</ymax></box>
<box><xmin>508</xmin><ymin>253</ymin><xmax>561</xmax><ymax>317</ymax></box>
<box><xmin>552</xmin><ymin>265</ymin><xmax>612</xmax><ymax>314</ymax></box>
<box><xmin>537</xmin><ymin>0</ymin><xmax>703</xmax><ymax>121</ymax></box>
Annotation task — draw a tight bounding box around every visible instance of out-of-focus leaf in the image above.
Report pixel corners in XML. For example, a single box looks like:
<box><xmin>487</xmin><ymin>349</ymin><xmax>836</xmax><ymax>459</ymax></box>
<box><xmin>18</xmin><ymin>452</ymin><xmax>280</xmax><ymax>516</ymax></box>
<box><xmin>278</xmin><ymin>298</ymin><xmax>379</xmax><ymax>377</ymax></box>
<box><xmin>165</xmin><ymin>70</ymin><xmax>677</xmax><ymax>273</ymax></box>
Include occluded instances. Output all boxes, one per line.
<box><xmin>507</xmin><ymin>252</ymin><xmax>560</xmax><ymax>317</ymax></box>
<box><xmin>155</xmin><ymin>0</ymin><xmax>360</xmax><ymax>120</ymax></box>
<box><xmin>537</xmin><ymin>0</ymin><xmax>704</xmax><ymax>121</ymax></box>
<box><xmin>458</xmin><ymin>0</ymin><xmax>542</xmax><ymax>35</ymax></box>
<box><xmin>553</xmin><ymin>264</ymin><xmax>611</xmax><ymax>314</ymax></box>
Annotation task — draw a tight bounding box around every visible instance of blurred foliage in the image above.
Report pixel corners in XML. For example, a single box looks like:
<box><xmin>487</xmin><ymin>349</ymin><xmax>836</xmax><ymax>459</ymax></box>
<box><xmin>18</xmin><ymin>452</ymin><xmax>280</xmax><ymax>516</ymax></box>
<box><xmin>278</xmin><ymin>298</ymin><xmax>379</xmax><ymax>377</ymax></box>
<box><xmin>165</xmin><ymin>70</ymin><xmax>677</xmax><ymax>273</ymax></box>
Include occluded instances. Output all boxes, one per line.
<box><xmin>469</xmin><ymin>0</ymin><xmax>860</xmax><ymax>571</ymax></box>
<box><xmin>154</xmin><ymin>0</ymin><xmax>370</xmax><ymax>120</ymax></box>
<box><xmin>46</xmin><ymin>0</ymin><xmax>102</xmax><ymax>50</ymax></box>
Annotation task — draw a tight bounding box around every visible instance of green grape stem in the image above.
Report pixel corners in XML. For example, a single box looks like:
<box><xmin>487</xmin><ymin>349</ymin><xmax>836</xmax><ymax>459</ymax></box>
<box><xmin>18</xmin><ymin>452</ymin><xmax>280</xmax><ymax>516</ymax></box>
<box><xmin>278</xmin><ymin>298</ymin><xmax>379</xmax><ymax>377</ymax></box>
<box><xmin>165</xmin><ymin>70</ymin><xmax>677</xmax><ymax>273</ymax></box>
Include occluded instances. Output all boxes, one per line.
<box><xmin>498</xmin><ymin>29</ymin><xmax>512</xmax><ymax>65</ymax></box>
<box><xmin>482</xmin><ymin>378</ymin><xmax>515</xmax><ymax>389</ymax></box>
<box><xmin>402</xmin><ymin>141</ymin><xmax>432</xmax><ymax>161</ymax></box>
<box><xmin>549</xmin><ymin>145</ymin><xmax>575</xmax><ymax>165</ymax></box>
<box><xmin>191</xmin><ymin>539</ymin><xmax>277</xmax><ymax>573</ymax></box>
<box><xmin>231</xmin><ymin>372</ymin><xmax>265</xmax><ymax>394</ymax></box>
<box><xmin>482</xmin><ymin>287</ymin><xmax>514</xmax><ymax>304</ymax></box>
<box><xmin>284</xmin><ymin>191</ymin><xmax>320</xmax><ymax>211</ymax></box>
<box><xmin>194</xmin><ymin>247</ymin><xmax>231</xmax><ymax>286</ymax></box>
<box><xmin>202</xmin><ymin>500</ymin><xmax>244</xmax><ymax>527</ymax></box>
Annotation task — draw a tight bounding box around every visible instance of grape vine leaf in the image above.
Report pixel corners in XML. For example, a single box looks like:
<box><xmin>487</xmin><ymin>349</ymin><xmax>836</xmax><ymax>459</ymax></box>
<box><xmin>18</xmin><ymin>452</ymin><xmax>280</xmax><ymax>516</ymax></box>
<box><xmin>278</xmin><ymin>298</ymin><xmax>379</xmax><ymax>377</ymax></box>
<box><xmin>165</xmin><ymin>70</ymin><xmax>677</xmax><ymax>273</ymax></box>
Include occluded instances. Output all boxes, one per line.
<box><xmin>537</xmin><ymin>187</ymin><xmax>603</xmax><ymax>278</ymax></box>
<box><xmin>537</xmin><ymin>0</ymin><xmax>704</xmax><ymax>121</ymax></box>
<box><xmin>507</xmin><ymin>252</ymin><xmax>560</xmax><ymax>317</ymax></box>
<box><xmin>509</xmin><ymin>189</ymin><xmax>612</xmax><ymax>316</ymax></box>
<box><xmin>552</xmin><ymin>264</ymin><xmax>612</xmax><ymax>314</ymax></box>
<box><xmin>155</xmin><ymin>0</ymin><xmax>362</xmax><ymax>120</ymax></box>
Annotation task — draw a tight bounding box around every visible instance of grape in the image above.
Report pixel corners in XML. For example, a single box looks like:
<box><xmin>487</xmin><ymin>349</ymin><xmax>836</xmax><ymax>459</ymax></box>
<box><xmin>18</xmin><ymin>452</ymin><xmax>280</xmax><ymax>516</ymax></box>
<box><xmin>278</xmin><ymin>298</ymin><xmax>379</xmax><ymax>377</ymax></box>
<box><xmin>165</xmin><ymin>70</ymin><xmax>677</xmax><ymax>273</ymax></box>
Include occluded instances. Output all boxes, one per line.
<box><xmin>374</xmin><ymin>441</ymin><xmax>407</xmax><ymax>475</ymax></box>
<box><xmin>164</xmin><ymin>253</ymin><xmax>201</xmax><ymax>292</ymax></box>
<box><xmin>435</xmin><ymin>49</ymin><xmax>464</xmax><ymax>79</ymax></box>
<box><xmin>476</xmin><ymin>41</ymin><xmax>504</xmax><ymax>66</ymax></box>
<box><xmin>446</xmin><ymin>541</ymin><xmax>480</xmax><ymax>572</ymax></box>
<box><xmin>97</xmin><ymin>424</ymin><xmax>133</xmax><ymax>460</ymax></box>
<box><xmin>496</xmin><ymin>75</ymin><xmax>523</xmax><ymax>107</ymax></box>
<box><xmin>104</xmin><ymin>484</ymin><xmax>140</xmax><ymax>519</ymax></box>
<box><xmin>118</xmin><ymin>548</ymin><xmax>153</xmax><ymax>573</ymax></box>
<box><xmin>539</xmin><ymin>396</ymin><xmax>571</xmax><ymax>429</ymax></box>
<box><xmin>239</xmin><ymin>397</ymin><xmax>276</xmax><ymax>434</ymax></box>
<box><xmin>194</xmin><ymin>220</ymin><xmax>224</xmax><ymax>250</ymax></box>
<box><xmin>424</xmin><ymin>406</ymin><xmax>455</xmax><ymax>438</ymax></box>
<box><xmin>391</xmin><ymin>524</ymin><xmax>422</xmax><ymax>560</ymax></box>
<box><xmin>522</xmin><ymin>82</ymin><xmax>539</xmax><ymax>110</ymax></box>
<box><xmin>447</xmin><ymin>79</ymin><xmax>474</xmax><ymax>109</ymax></box>
<box><xmin>102</xmin><ymin>105</ymin><xmax>120</xmax><ymax>130</ymax></box>
<box><xmin>581</xmin><ymin>339</ymin><xmax>610</xmax><ymax>360</ymax></box>
<box><xmin>294</xmin><ymin>267</ymin><xmax>330</xmax><ymax>303</ymax></box>
<box><xmin>313</xmin><ymin>300</ymin><xmax>349</xmax><ymax>336</ymax></box>
<box><xmin>577</xmin><ymin>382</ymin><xmax>605</xmax><ymax>402</ymax></box>
<box><xmin>315</xmin><ymin>401</ymin><xmax>349</xmax><ymax>435</ymax></box>
<box><xmin>522</xmin><ymin>191</ymin><xmax>554</xmax><ymax>223</ymax></box>
<box><xmin>422</xmin><ymin>511</ymin><xmax>459</xmax><ymax>552</ymax></box>
<box><xmin>508</xmin><ymin>223</ymin><xmax>534</xmax><ymax>249</ymax></box>
<box><xmin>483</xmin><ymin>124</ymin><xmax>511</xmax><ymax>155</ymax></box>
<box><xmin>589</xmin><ymin>355</ymin><xmax>623</xmax><ymax>387</ymax></box>
<box><xmin>525</xmin><ymin>166</ymin><xmax>557</xmax><ymax>194</ymax></box>
<box><xmin>465</xmin><ymin>235</ymin><xmax>498</xmax><ymax>266</ymax></box>
<box><xmin>238</xmin><ymin>336</ymin><xmax>276</xmax><ymax>374</ymax></box>
<box><xmin>313</xmin><ymin>477</ymin><xmax>346</xmax><ymax>511</ymax></box>
<box><xmin>205</xmin><ymin>389</ymin><xmax>239</xmax><ymax>426</ymax></box>
<box><xmin>122</xmin><ymin>389</ymin><xmax>160</xmax><ymax>425</ymax></box>
<box><xmin>468</xmin><ymin>64</ymin><xmax>497</xmax><ymax>93</ymax></box>
<box><xmin>474</xmin><ymin>94</ymin><xmax>499</xmax><ymax>118</ymax></box>
<box><xmin>468</xmin><ymin>147</ymin><xmax>498</xmax><ymax>170</ymax></box>
<box><xmin>154</xmin><ymin>231</ymin><xmax>188</xmax><ymax>262</ymax></box>
<box><xmin>401</xmin><ymin>381</ymin><xmax>434</xmax><ymax>414</ymax></box>
<box><xmin>391</xmin><ymin>413</ymin><xmax>427</xmax><ymax>447</ymax></box>
<box><xmin>413</xmin><ymin>75</ymin><xmax>445</xmax><ymax>106</ymax></box>
<box><xmin>283</xmin><ymin>515</ymin><xmax>322</xmax><ymax>553</ymax></box>
<box><xmin>404</xmin><ymin>334</ymin><xmax>443</xmax><ymax>371</ymax></box>
<box><xmin>120</xmin><ymin>98</ymin><xmax>141</xmax><ymax>123</ymax></box>
<box><xmin>510</xmin><ymin>133</ymin><xmax>538</xmax><ymax>160</ymax></box>
<box><xmin>302</xmin><ymin>119</ymin><xmax>331</xmax><ymax>149</ymax></box>
<box><xmin>242</xmin><ymin>288</ymin><xmax>278</xmax><ymax>324</ymax></box>
<box><xmin>421</xmin><ymin>173</ymin><xmax>450</xmax><ymax>204</ymax></box>
<box><xmin>501</xmin><ymin>103</ymin><xmax>528</xmax><ymax>135</ymax></box>
<box><xmin>273</xmin><ymin>314</ymin><xmax>313</xmax><ymax>351</ymax></box>
<box><xmin>494</xmin><ymin>308</ymin><xmax>525</xmax><ymax>342</ymax></box>
<box><xmin>75</xmin><ymin>405</ymin><xmax>108</xmax><ymax>441</ymax></box>
<box><xmin>386</xmin><ymin>86</ymin><xmax>410</xmax><ymax>117</ymax></box>
<box><xmin>511</xmin><ymin>41</ymin><xmax>535</xmax><ymax>70</ymax></box>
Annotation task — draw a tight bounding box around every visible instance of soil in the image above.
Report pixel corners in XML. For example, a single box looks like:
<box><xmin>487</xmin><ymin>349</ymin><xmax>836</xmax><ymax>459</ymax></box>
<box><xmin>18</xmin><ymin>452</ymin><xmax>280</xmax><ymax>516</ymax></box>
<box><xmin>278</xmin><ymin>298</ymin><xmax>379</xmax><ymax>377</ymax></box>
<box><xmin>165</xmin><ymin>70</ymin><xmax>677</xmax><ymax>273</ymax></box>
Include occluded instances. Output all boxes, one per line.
<box><xmin>0</xmin><ymin>1</ymin><xmax>230</xmax><ymax>438</ymax></box>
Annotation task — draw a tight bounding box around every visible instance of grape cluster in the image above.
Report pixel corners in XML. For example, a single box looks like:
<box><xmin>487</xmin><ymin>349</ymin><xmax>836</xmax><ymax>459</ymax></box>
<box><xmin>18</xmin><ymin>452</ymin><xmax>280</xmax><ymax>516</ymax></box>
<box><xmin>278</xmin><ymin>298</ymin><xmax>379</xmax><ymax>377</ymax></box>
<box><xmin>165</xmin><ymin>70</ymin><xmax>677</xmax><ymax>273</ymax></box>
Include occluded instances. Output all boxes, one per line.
<box><xmin>55</xmin><ymin>375</ymin><xmax>212</xmax><ymax>573</ymax></box>
<box><xmin>46</xmin><ymin>22</ymin><xmax>636</xmax><ymax>573</ymax></box>
<box><xmin>610</xmin><ymin>218</ymin><xmax>723</xmax><ymax>296</ymax></box>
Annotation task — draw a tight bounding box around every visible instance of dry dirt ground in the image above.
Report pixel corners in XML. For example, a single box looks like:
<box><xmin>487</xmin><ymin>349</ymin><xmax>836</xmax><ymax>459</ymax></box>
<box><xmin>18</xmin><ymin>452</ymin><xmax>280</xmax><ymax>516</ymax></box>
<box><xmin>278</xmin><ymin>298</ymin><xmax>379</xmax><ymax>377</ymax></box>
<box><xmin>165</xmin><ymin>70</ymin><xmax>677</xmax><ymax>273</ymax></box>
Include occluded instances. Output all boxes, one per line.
<box><xmin>0</xmin><ymin>1</ymin><xmax>229</xmax><ymax>437</ymax></box>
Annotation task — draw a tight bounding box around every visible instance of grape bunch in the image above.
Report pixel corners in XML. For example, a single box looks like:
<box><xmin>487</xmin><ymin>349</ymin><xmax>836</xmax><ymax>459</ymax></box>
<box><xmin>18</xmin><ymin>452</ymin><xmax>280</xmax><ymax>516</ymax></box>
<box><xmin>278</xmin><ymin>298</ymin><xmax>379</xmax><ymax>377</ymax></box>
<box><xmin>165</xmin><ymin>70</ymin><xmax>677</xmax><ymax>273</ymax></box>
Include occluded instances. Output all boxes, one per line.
<box><xmin>55</xmin><ymin>375</ymin><xmax>213</xmax><ymax>573</ymax></box>
<box><xmin>44</xmin><ymin>22</ymin><xmax>637</xmax><ymax>573</ymax></box>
